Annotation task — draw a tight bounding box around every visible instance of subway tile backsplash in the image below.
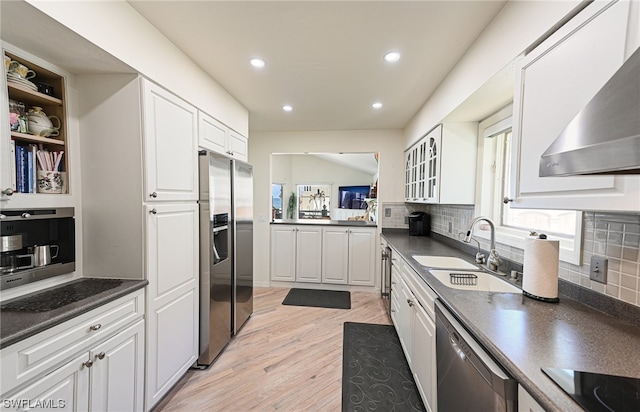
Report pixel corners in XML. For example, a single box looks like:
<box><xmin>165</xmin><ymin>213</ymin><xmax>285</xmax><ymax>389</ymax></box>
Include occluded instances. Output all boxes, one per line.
<box><xmin>381</xmin><ymin>202</ymin><xmax>640</xmax><ymax>308</ymax></box>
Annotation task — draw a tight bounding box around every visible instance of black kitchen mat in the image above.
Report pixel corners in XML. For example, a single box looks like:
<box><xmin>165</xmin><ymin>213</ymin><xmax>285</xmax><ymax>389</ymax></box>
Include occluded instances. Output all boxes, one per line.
<box><xmin>342</xmin><ymin>322</ymin><xmax>425</xmax><ymax>412</ymax></box>
<box><xmin>0</xmin><ymin>279</ymin><xmax>123</xmax><ymax>312</ymax></box>
<box><xmin>282</xmin><ymin>288</ymin><xmax>351</xmax><ymax>309</ymax></box>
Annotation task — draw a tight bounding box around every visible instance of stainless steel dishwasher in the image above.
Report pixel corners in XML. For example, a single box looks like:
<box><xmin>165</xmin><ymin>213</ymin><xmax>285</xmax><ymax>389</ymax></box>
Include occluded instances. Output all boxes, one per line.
<box><xmin>435</xmin><ymin>300</ymin><xmax>517</xmax><ymax>411</ymax></box>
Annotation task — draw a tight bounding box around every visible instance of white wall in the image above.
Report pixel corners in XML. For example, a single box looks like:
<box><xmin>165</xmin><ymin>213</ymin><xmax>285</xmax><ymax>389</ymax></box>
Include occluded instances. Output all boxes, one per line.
<box><xmin>404</xmin><ymin>0</ymin><xmax>583</xmax><ymax>147</ymax></box>
<box><xmin>250</xmin><ymin>129</ymin><xmax>404</xmax><ymax>286</ymax></box>
<box><xmin>26</xmin><ymin>0</ymin><xmax>248</xmax><ymax>136</ymax></box>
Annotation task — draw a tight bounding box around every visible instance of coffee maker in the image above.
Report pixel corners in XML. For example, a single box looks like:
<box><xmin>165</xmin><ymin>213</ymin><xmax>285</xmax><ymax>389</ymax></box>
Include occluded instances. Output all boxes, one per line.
<box><xmin>408</xmin><ymin>211</ymin><xmax>431</xmax><ymax>236</ymax></box>
<box><xmin>0</xmin><ymin>208</ymin><xmax>75</xmax><ymax>289</ymax></box>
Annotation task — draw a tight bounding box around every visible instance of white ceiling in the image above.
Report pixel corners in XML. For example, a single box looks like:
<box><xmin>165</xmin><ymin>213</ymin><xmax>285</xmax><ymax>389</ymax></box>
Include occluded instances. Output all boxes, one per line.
<box><xmin>127</xmin><ymin>1</ymin><xmax>508</xmax><ymax>132</ymax></box>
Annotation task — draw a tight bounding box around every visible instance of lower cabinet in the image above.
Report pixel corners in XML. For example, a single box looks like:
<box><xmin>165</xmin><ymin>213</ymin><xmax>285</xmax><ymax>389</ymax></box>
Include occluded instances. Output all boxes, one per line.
<box><xmin>518</xmin><ymin>385</ymin><xmax>545</xmax><ymax>412</ymax></box>
<box><xmin>145</xmin><ymin>203</ymin><xmax>199</xmax><ymax>409</ymax></box>
<box><xmin>0</xmin><ymin>290</ymin><xmax>145</xmax><ymax>412</ymax></box>
<box><xmin>270</xmin><ymin>225</ymin><xmax>376</xmax><ymax>287</ymax></box>
<box><xmin>390</xmin><ymin>254</ymin><xmax>438</xmax><ymax>412</ymax></box>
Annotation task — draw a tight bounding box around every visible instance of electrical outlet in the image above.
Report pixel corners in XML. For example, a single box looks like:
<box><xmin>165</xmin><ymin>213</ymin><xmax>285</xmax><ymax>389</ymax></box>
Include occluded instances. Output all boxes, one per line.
<box><xmin>590</xmin><ymin>256</ymin><xmax>608</xmax><ymax>284</ymax></box>
<box><xmin>404</xmin><ymin>216</ymin><xmax>409</xmax><ymax>224</ymax></box>
<box><xmin>385</xmin><ymin>208</ymin><xmax>391</xmax><ymax>217</ymax></box>
<box><xmin>448</xmin><ymin>222</ymin><xmax>452</xmax><ymax>233</ymax></box>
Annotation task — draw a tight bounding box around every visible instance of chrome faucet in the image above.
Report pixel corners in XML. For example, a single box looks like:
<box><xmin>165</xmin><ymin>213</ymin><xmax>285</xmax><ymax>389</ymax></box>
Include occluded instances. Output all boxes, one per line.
<box><xmin>463</xmin><ymin>216</ymin><xmax>501</xmax><ymax>272</ymax></box>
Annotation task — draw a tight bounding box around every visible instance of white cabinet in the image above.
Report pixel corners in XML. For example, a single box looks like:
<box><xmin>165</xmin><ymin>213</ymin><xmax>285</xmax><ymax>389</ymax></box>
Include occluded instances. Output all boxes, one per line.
<box><xmin>405</xmin><ymin>123</ymin><xmax>477</xmax><ymax>204</ymax></box>
<box><xmin>389</xmin><ymin>254</ymin><xmax>438</xmax><ymax>412</ymax></box>
<box><xmin>0</xmin><ymin>290</ymin><xmax>145</xmax><ymax>412</ymax></box>
<box><xmin>295</xmin><ymin>226</ymin><xmax>323</xmax><ymax>283</ymax></box>
<box><xmin>518</xmin><ymin>385</ymin><xmax>545</xmax><ymax>412</ymax></box>
<box><xmin>143</xmin><ymin>81</ymin><xmax>198</xmax><ymax>202</ymax></box>
<box><xmin>322</xmin><ymin>227</ymin><xmax>350</xmax><ymax>284</ymax></box>
<box><xmin>198</xmin><ymin>110</ymin><xmax>248</xmax><ymax>162</ymax></box>
<box><xmin>145</xmin><ymin>203</ymin><xmax>199</xmax><ymax>408</ymax></box>
<box><xmin>509</xmin><ymin>0</ymin><xmax>640</xmax><ymax>211</ymax></box>
<box><xmin>271</xmin><ymin>225</ymin><xmax>376</xmax><ymax>287</ymax></box>
<box><xmin>78</xmin><ymin>74</ymin><xmax>199</xmax><ymax>410</ymax></box>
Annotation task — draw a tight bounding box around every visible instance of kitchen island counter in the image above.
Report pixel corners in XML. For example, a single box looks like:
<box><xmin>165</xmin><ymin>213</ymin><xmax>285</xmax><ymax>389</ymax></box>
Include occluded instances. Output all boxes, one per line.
<box><xmin>382</xmin><ymin>229</ymin><xmax>640</xmax><ymax>412</ymax></box>
<box><xmin>271</xmin><ymin>219</ymin><xmax>376</xmax><ymax>227</ymax></box>
<box><xmin>0</xmin><ymin>278</ymin><xmax>148</xmax><ymax>349</ymax></box>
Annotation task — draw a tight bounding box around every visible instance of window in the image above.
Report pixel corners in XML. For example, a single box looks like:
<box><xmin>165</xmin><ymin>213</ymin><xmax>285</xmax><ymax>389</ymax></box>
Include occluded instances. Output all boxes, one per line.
<box><xmin>475</xmin><ymin>106</ymin><xmax>582</xmax><ymax>264</ymax></box>
<box><xmin>272</xmin><ymin>183</ymin><xmax>284</xmax><ymax>220</ymax></box>
<box><xmin>297</xmin><ymin>184</ymin><xmax>331</xmax><ymax>219</ymax></box>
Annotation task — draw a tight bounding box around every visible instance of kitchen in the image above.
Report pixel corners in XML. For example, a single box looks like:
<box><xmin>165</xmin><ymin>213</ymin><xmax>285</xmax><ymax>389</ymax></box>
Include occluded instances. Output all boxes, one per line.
<box><xmin>1</xmin><ymin>0</ymin><xmax>640</xmax><ymax>411</ymax></box>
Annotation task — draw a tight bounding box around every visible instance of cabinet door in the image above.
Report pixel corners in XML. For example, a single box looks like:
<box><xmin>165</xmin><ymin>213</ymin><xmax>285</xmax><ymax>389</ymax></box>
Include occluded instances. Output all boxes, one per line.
<box><xmin>412</xmin><ymin>302</ymin><xmax>437</xmax><ymax>412</ymax></box>
<box><xmin>322</xmin><ymin>227</ymin><xmax>349</xmax><ymax>284</ymax></box>
<box><xmin>270</xmin><ymin>226</ymin><xmax>297</xmax><ymax>281</ymax></box>
<box><xmin>390</xmin><ymin>261</ymin><xmax>402</xmax><ymax>331</ymax></box>
<box><xmin>143</xmin><ymin>80</ymin><xmax>198</xmax><ymax>202</ymax></box>
<box><xmin>145</xmin><ymin>203</ymin><xmax>198</xmax><ymax>409</ymax></box>
<box><xmin>198</xmin><ymin>111</ymin><xmax>227</xmax><ymax>156</ymax></box>
<box><xmin>510</xmin><ymin>0</ymin><xmax>640</xmax><ymax>211</ymax></box>
<box><xmin>90</xmin><ymin>320</ymin><xmax>144</xmax><ymax>412</ymax></box>
<box><xmin>228</xmin><ymin>130</ymin><xmax>248</xmax><ymax>162</ymax></box>
<box><xmin>424</xmin><ymin>128</ymin><xmax>441</xmax><ymax>203</ymax></box>
<box><xmin>295</xmin><ymin>226</ymin><xmax>322</xmax><ymax>283</ymax></box>
<box><xmin>3</xmin><ymin>352</ymin><xmax>90</xmax><ymax>412</ymax></box>
<box><xmin>398</xmin><ymin>276</ymin><xmax>414</xmax><ymax>366</ymax></box>
<box><xmin>348</xmin><ymin>228</ymin><xmax>376</xmax><ymax>286</ymax></box>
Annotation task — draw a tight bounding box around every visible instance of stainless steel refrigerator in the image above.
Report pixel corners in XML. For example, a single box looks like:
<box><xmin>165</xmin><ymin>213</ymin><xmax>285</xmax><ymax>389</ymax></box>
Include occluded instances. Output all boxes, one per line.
<box><xmin>197</xmin><ymin>150</ymin><xmax>253</xmax><ymax>367</ymax></box>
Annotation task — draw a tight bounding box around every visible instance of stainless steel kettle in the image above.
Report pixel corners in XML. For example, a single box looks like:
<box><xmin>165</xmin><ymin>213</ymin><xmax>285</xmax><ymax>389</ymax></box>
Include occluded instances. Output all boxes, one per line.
<box><xmin>33</xmin><ymin>244</ymin><xmax>59</xmax><ymax>267</ymax></box>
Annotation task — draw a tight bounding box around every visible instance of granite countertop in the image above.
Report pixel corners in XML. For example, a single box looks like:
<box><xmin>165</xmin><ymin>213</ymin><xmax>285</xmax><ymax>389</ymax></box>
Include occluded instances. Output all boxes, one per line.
<box><xmin>382</xmin><ymin>229</ymin><xmax>640</xmax><ymax>412</ymax></box>
<box><xmin>0</xmin><ymin>278</ymin><xmax>148</xmax><ymax>349</ymax></box>
<box><xmin>271</xmin><ymin>218</ymin><xmax>377</xmax><ymax>227</ymax></box>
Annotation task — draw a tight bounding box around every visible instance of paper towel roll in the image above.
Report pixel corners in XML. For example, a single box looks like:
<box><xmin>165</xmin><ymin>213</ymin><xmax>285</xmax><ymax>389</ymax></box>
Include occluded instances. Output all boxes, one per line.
<box><xmin>522</xmin><ymin>236</ymin><xmax>560</xmax><ymax>302</ymax></box>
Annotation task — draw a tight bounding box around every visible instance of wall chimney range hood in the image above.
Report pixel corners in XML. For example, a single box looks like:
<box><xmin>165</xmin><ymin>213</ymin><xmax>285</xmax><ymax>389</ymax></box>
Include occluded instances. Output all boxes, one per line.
<box><xmin>539</xmin><ymin>46</ymin><xmax>640</xmax><ymax>177</ymax></box>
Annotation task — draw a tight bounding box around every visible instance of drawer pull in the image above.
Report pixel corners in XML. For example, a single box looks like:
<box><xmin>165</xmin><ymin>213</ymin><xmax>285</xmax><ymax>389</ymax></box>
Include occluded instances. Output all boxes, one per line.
<box><xmin>89</xmin><ymin>324</ymin><xmax>102</xmax><ymax>331</ymax></box>
<box><xmin>150</xmin><ymin>208</ymin><xmax>157</xmax><ymax>215</ymax></box>
<box><xmin>407</xmin><ymin>299</ymin><xmax>414</xmax><ymax>307</ymax></box>
<box><xmin>96</xmin><ymin>352</ymin><xmax>106</xmax><ymax>360</ymax></box>
<box><xmin>82</xmin><ymin>359</ymin><xmax>94</xmax><ymax>368</ymax></box>
<box><xmin>150</xmin><ymin>191</ymin><xmax>158</xmax><ymax>198</ymax></box>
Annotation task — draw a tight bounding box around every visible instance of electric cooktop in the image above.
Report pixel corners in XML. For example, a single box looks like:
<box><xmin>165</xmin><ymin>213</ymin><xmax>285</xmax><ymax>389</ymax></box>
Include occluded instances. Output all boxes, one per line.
<box><xmin>542</xmin><ymin>367</ymin><xmax>640</xmax><ymax>412</ymax></box>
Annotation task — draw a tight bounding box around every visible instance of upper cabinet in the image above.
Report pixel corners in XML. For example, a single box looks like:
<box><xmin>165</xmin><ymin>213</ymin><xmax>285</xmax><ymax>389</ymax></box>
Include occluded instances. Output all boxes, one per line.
<box><xmin>198</xmin><ymin>110</ymin><xmax>248</xmax><ymax>162</ymax></box>
<box><xmin>405</xmin><ymin>123</ymin><xmax>477</xmax><ymax>204</ymax></box>
<box><xmin>142</xmin><ymin>81</ymin><xmax>198</xmax><ymax>202</ymax></box>
<box><xmin>509</xmin><ymin>0</ymin><xmax>640</xmax><ymax>211</ymax></box>
<box><xmin>1</xmin><ymin>49</ymin><xmax>72</xmax><ymax>207</ymax></box>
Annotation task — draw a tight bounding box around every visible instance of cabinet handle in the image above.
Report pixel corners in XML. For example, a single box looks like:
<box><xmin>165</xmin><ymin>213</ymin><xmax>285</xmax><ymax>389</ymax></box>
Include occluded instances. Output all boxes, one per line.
<box><xmin>150</xmin><ymin>208</ymin><xmax>157</xmax><ymax>214</ymax></box>
<box><xmin>407</xmin><ymin>299</ymin><xmax>414</xmax><ymax>307</ymax></box>
<box><xmin>89</xmin><ymin>324</ymin><xmax>102</xmax><ymax>331</ymax></box>
<box><xmin>391</xmin><ymin>281</ymin><xmax>397</xmax><ymax>285</ymax></box>
<box><xmin>391</xmin><ymin>309</ymin><xmax>396</xmax><ymax>313</ymax></box>
<box><xmin>96</xmin><ymin>352</ymin><xmax>106</xmax><ymax>360</ymax></box>
<box><xmin>150</xmin><ymin>192</ymin><xmax>158</xmax><ymax>198</ymax></box>
<box><xmin>21</xmin><ymin>213</ymin><xmax>31</xmax><ymax>218</ymax></box>
<box><xmin>503</xmin><ymin>196</ymin><xmax>513</xmax><ymax>204</ymax></box>
<box><xmin>1</xmin><ymin>188</ymin><xmax>14</xmax><ymax>196</ymax></box>
<box><xmin>82</xmin><ymin>359</ymin><xmax>94</xmax><ymax>368</ymax></box>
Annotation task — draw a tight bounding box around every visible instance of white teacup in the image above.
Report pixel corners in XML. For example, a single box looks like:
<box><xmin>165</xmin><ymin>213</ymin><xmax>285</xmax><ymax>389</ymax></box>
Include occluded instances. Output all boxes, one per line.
<box><xmin>8</xmin><ymin>61</ymin><xmax>36</xmax><ymax>80</ymax></box>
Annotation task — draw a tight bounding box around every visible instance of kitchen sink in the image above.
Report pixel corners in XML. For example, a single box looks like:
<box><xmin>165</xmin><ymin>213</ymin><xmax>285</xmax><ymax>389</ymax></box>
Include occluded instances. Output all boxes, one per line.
<box><xmin>429</xmin><ymin>269</ymin><xmax>521</xmax><ymax>293</ymax></box>
<box><xmin>412</xmin><ymin>255</ymin><xmax>478</xmax><ymax>270</ymax></box>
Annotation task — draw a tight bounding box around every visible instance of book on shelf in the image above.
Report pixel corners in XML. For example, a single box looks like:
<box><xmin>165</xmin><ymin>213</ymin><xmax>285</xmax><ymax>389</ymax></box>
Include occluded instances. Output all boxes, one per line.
<box><xmin>9</xmin><ymin>139</ymin><xmax>16</xmax><ymax>191</ymax></box>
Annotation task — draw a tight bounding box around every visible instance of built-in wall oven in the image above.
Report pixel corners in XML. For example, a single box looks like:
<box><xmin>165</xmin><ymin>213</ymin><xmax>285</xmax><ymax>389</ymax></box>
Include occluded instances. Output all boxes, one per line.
<box><xmin>381</xmin><ymin>244</ymin><xmax>392</xmax><ymax>315</ymax></box>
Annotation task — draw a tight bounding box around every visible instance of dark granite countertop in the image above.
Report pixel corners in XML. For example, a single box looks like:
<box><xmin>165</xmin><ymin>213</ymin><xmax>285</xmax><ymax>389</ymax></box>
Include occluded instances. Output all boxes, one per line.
<box><xmin>382</xmin><ymin>229</ymin><xmax>640</xmax><ymax>412</ymax></box>
<box><xmin>271</xmin><ymin>219</ymin><xmax>377</xmax><ymax>227</ymax></box>
<box><xmin>0</xmin><ymin>278</ymin><xmax>148</xmax><ymax>349</ymax></box>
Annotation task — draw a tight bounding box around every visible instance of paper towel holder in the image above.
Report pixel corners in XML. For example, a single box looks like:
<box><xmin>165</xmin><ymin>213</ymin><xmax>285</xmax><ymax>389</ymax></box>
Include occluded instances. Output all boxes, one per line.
<box><xmin>522</xmin><ymin>233</ymin><xmax>560</xmax><ymax>303</ymax></box>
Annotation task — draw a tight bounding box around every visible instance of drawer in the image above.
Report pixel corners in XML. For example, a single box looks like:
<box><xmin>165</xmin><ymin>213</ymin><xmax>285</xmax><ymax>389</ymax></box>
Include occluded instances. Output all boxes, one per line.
<box><xmin>0</xmin><ymin>289</ymin><xmax>144</xmax><ymax>395</ymax></box>
<box><xmin>402</xmin><ymin>263</ymin><xmax>438</xmax><ymax>320</ymax></box>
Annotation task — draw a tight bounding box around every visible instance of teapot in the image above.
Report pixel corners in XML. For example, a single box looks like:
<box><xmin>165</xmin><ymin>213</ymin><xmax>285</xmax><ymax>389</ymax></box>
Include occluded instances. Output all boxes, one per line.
<box><xmin>27</xmin><ymin>106</ymin><xmax>61</xmax><ymax>137</ymax></box>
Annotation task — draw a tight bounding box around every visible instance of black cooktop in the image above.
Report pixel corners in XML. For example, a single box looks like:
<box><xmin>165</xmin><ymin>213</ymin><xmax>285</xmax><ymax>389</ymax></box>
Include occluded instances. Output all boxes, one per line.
<box><xmin>542</xmin><ymin>367</ymin><xmax>640</xmax><ymax>412</ymax></box>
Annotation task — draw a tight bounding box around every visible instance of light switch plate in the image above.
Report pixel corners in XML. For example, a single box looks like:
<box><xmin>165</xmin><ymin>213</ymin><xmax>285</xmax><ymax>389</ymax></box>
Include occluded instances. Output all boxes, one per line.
<box><xmin>590</xmin><ymin>256</ymin><xmax>608</xmax><ymax>284</ymax></box>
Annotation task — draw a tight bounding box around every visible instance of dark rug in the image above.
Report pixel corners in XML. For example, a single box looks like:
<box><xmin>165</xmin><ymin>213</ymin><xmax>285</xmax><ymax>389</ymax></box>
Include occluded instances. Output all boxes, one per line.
<box><xmin>282</xmin><ymin>288</ymin><xmax>351</xmax><ymax>309</ymax></box>
<box><xmin>342</xmin><ymin>322</ymin><xmax>425</xmax><ymax>412</ymax></box>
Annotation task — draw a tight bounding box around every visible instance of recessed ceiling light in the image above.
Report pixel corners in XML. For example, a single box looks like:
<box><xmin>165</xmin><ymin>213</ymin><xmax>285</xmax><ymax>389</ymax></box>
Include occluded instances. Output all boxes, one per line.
<box><xmin>383</xmin><ymin>51</ymin><xmax>400</xmax><ymax>63</ymax></box>
<box><xmin>282</xmin><ymin>105</ymin><xmax>293</xmax><ymax>112</ymax></box>
<box><xmin>372</xmin><ymin>102</ymin><xmax>383</xmax><ymax>109</ymax></box>
<box><xmin>250</xmin><ymin>58</ymin><xmax>266</xmax><ymax>68</ymax></box>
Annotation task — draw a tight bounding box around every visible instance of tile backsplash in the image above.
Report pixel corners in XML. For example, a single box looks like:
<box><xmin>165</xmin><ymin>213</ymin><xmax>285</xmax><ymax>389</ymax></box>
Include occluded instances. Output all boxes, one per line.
<box><xmin>381</xmin><ymin>202</ymin><xmax>640</xmax><ymax>308</ymax></box>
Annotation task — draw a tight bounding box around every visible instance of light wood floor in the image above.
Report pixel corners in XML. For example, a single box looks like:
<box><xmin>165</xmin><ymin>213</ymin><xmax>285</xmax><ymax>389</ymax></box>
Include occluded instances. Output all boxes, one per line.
<box><xmin>153</xmin><ymin>287</ymin><xmax>391</xmax><ymax>412</ymax></box>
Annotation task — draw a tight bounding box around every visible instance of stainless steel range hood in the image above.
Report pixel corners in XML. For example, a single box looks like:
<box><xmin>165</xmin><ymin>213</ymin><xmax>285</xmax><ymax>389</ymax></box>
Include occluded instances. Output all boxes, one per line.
<box><xmin>539</xmin><ymin>47</ymin><xmax>640</xmax><ymax>176</ymax></box>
